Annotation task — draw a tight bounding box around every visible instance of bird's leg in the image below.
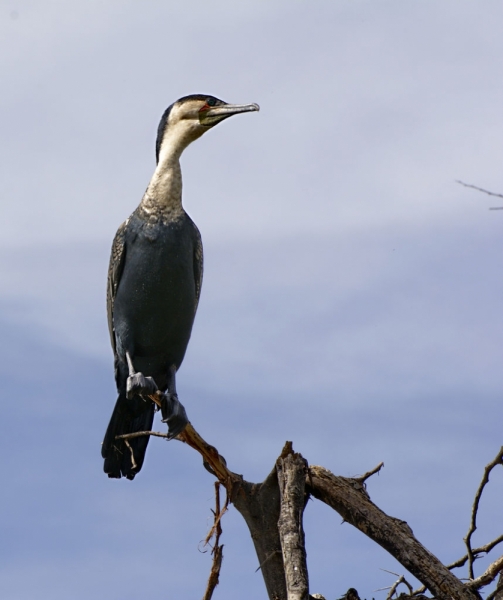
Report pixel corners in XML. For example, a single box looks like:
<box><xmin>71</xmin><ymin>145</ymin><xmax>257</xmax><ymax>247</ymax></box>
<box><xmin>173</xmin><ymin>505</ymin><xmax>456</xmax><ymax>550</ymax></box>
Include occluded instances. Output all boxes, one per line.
<box><xmin>161</xmin><ymin>365</ymin><xmax>188</xmax><ymax>440</ymax></box>
<box><xmin>125</xmin><ymin>352</ymin><xmax>158</xmax><ymax>400</ymax></box>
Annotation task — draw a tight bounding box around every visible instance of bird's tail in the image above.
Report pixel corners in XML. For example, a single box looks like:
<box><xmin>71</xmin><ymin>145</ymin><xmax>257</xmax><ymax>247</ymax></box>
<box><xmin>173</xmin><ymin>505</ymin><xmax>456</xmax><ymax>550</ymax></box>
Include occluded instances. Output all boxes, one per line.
<box><xmin>102</xmin><ymin>394</ymin><xmax>156</xmax><ymax>480</ymax></box>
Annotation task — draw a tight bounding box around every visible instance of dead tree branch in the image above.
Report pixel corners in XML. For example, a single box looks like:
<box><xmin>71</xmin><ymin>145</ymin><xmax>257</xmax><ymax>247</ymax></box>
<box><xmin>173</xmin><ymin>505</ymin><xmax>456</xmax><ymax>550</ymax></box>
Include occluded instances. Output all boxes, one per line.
<box><xmin>276</xmin><ymin>444</ymin><xmax>310</xmax><ymax>600</ymax></box>
<box><xmin>232</xmin><ymin>467</ymin><xmax>287</xmax><ymax>599</ymax></box>
<box><xmin>456</xmin><ymin>180</ymin><xmax>503</xmax><ymax>199</ymax></box>
<box><xmin>202</xmin><ymin>482</ymin><xmax>226</xmax><ymax>600</ymax></box>
<box><xmin>467</xmin><ymin>554</ymin><xmax>503</xmax><ymax>591</ymax></box>
<box><xmin>487</xmin><ymin>573</ymin><xmax>503</xmax><ymax>600</ymax></box>
<box><xmin>118</xmin><ymin>414</ymin><xmax>502</xmax><ymax>600</ymax></box>
<box><xmin>355</xmin><ymin>461</ymin><xmax>384</xmax><ymax>486</ymax></box>
<box><xmin>447</xmin><ymin>534</ymin><xmax>503</xmax><ymax>570</ymax></box>
<box><xmin>203</xmin><ymin>482</ymin><xmax>228</xmax><ymax>548</ymax></box>
<box><xmin>307</xmin><ymin>465</ymin><xmax>482</xmax><ymax>600</ymax></box>
<box><xmin>375</xmin><ymin>568</ymin><xmax>413</xmax><ymax>598</ymax></box>
<box><xmin>118</xmin><ymin>417</ymin><xmax>287</xmax><ymax>600</ymax></box>
<box><xmin>410</xmin><ymin>534</ymin><xmax>503</xmax><ymax>597</ymax></box>
<box><xmin>456</xmin><ymin>180</ymin><xmax>503</xmax><ymax>209</ymax></box>
<box><xmin>385</xmin><ymin>576</ymin><xmax>409</xmax><ymax>599</ymax></box>
<box><xmin>464</xmin><ymin>446</ymin><xmax>503</xmax><ymax>579</ymax></box>
<box><xmin>116</xmin><ymin>430</ymin><xmax>171</xmax><ymax>440</ymax></box>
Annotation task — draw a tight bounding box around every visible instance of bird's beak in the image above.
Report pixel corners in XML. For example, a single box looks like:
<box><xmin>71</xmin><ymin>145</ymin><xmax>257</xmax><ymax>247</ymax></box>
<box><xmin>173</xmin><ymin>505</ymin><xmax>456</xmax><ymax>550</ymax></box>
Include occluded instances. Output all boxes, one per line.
<box><xmin>199</xmin><ymin>102</ymin><xmax>260</xmax><ymax>126</ymax></box>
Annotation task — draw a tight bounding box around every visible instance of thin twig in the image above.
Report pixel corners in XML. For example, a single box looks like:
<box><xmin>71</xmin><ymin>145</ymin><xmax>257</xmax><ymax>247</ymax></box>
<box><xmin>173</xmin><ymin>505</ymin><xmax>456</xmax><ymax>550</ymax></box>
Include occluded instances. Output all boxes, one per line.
<box><xmin>448</xmin><ymin>534</ymin><xmax>503</xmax><ymax>570</ymax></box>
<box><xmin>467</xmin><ymin>554</ymin><xmax>503</xmax><ymax>590</ymax></box>
<box><xmin>202</xmin><ymin>482</ymin><xmax>226</xmax><ymax>600</ymax></box>
<box><xmin>411</xmin><ymin>584</ymin><xmax>427</xmax><ymax>596</ymax></box>
<box><xmin>456</xmin><ymin>180</ymin><xmax>503</xmax><ymax>209</ymax></box>
<box><xmin>464</xmin><ymin>447</ymin><xmax>503</xmax><ymax>579</ymax></box>
<box><xmin>356</xmin><ymin>462</ymin><xmax>384</xmax><ymax>485</ymax></box>
<box><xmin>386</xmin><ymin>576</ymin><xmax>411</xmax><ymax>599</ymax></box>
<box><xmin>116</xmin><ymin>411</ymin><xmax>242</xmax><ymax>494</ymax></box>
<box><xmin>376</xmin><ymin>569</ymin><xmax>413</xmax><ymax>598</ymax></box>
<box><xmin>123</xmin><ymin>439</ymin><xmax>137</xmax><ymax>470</ymax></box>
<box><xmin>309</xmin><ymin>465</ymin><xmax>481</xmax><ymax>599</ymax></box>
<box><xmin>456</xmin><ymin>180</ymin><xmax>503</xmax><ymax>198</ymax></box>
<box><xmin>410</xmin><ymin>534</ymin><xmax>503</xmax><ymax>596</ymax></box>
<box><xmin>203</xmin><ymin>483</ymin><xmax>229</xmax><ymax>547</ymax></box>
<box><xmin>116</xmin><ymin>430</ymin><xmax>169</xmax><ymax>440</ymax></box>
<box><xmin>117</xmin><ymin>415</ymin><xmax>238</xmax><ymax>600</ymax></box>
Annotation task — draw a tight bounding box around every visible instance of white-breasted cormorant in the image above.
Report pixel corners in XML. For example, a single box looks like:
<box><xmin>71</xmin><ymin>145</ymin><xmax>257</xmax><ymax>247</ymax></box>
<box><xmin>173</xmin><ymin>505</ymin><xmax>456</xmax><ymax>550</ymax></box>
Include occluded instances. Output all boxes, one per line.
<box><xmin>102</xmin><ymin>94</ymin><xmax>259</xmax><ymax>479</ymax></box>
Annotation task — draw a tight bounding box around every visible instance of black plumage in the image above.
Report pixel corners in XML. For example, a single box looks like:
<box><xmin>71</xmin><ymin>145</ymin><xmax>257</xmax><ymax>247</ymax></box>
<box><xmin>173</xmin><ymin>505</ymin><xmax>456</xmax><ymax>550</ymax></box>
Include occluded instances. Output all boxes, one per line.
<box><xmin>102</xmin><ymin>94</ymin><xmax>259</xmax><ymax>479</ymax></box>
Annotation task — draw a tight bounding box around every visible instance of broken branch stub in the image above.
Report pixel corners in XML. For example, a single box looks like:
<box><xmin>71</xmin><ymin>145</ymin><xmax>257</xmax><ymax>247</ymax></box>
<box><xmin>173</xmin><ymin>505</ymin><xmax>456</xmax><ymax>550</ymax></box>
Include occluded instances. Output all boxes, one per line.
<box><xmin>276</xmin><ymin>444</ymin><xmax>310</xmax><ymax>600</ymax></box>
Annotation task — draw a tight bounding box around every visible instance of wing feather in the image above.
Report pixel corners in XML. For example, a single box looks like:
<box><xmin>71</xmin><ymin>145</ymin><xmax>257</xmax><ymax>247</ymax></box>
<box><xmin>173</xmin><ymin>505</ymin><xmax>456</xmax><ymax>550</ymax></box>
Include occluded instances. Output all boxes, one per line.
<box><xmin>191</xmin><ymin>222</ymin><xmax>204</xmax><ymax>312</ymax></box>
<box><xmin>106</xmin><ymin>218</ymin><xmax>129</xmax><ymax>354</ymax></box>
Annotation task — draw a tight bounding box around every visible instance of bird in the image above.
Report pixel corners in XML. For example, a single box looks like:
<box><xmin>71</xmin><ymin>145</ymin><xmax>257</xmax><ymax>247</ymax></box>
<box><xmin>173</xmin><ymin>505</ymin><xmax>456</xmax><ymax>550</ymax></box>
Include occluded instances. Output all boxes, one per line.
<box><xmin>102</xmin><ymin>94</ymin><xmax>259</xmax><ymax>479</ymax></box>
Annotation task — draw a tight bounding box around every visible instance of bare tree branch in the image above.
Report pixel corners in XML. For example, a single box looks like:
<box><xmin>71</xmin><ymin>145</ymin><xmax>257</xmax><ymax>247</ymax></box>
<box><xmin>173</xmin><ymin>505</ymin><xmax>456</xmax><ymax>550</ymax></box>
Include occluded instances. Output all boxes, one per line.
<box><xmin>307</xmin><ymin>465</ymin><xmax>482</xmax><ymax>600</ymax></box>
<box><xmin>375</xmin><ymin>568</ymin><xmax>413</xmax><ymax>598</ymax></box>
<box><xmin>202</xmin><ymin>482</ymin><xmax>228</xmax><ymax>548</ymax></box>
<box><xmin>277</xmin><ymin>445</ymin><xmax>310</xmax><ymax>600</ymax></box>
<box><xmin>456</xmin><ymin>180</ymin><xmax>503</xmax><ymax>209</ymax></box>
<box><xmin>386</xmin><ymin>575</ymin><xmax>412</xmax><ymax>599</ymax></box>
<box><xmin>123</xmin><ymin>438</ymin><xmax>137</xmax><ymax>471</ymax></box>
<box><xmin>116</xmin><ymin>418</ymin><xmax>501</xmax><ymax>599</ymax></box>
<box><xmin>456</xmin><ymin>180</ymin><xmax>503</xmax><ymax>199</ymax></box>
<box><xmin>356</xmin><ymin>462</ymin><xmax>384</xmax><ymax>486</ymax></box>
<box><xmin>117</xmin><ymin>419</ymin><xmax>287</xmax><ymax>600</ymax></box>
<box><xmin>202</xmin><ymin>482</ymin><xmax>226</xmax><ymax>600</ymax></box>
<box><xmin>487</xmin><ymin>573</ymin><xmax>503</xmax><ymax>600</ymax></box>
<box><xmin>467</xmin><ymin>554</ymin><xmax>503</xmax><ymax>590</ymax></box>
<box><xmin>411</xmin><ymin>512</ymin><xmax>503</xmax><ymax>596</ymax></box>
<box><xmin>116</xmin><ymin>430</ymin><xmax>170</xmax><ymax>440</ymax></box>
<box><xmin>447</xmin><ymin>534</ymin><xmax>503</xmax><ymax>570</ymax></box>
<box><xmin>464</xmin><ymin>447</ymin><xmax>503</xmax><ymax>579</ymax></box>
<box><xmin>233</xmin><ymin>468</ymin><xmax>287</xmax><ymax>600</ymax></box>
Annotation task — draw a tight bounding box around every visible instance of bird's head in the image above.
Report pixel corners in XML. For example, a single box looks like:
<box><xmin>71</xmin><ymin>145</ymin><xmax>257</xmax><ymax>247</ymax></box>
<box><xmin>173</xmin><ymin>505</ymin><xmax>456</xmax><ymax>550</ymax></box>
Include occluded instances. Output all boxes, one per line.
<box><xmin>155</xmin><ymin>94</ymin><xmax>259</xmax><ymax>163</ymax></box>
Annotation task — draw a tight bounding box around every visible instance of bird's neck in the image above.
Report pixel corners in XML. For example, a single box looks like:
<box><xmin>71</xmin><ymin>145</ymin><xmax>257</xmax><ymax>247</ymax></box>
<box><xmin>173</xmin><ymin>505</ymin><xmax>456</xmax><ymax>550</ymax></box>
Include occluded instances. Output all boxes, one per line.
<box><xmin>141</xmin><ymin>136</ymin><xmax>186</xmax><ymax>218</ymax></box>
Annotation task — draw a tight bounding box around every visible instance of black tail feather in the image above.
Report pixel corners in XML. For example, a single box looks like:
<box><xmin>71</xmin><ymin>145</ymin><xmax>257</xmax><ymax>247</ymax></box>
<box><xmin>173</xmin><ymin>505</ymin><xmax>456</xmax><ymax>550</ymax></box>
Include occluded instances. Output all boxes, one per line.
<box><xmin>102</xmin><ymin>395</ymin><xmax>156</xmax><ymax>480</ymax></box>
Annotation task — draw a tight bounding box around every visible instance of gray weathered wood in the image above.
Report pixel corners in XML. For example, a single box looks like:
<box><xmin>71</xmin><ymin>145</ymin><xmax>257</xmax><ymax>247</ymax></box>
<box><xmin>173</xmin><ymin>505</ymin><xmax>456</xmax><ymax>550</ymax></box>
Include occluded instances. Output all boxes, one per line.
<box><xmin>232</xmin><ymin>468</ymin><xmax>287</xmax><ymax>600</ymax></box>
<box><xmin>277</xmin><ymin>446</ymin><xmax>309</xmax><ymax>600</ymax></box>
<box><xmin>308</xmin><ymin>465</ymin><xmax>482</xmax><ymax>600</ymax></box>
<box><xmin>494</xmin><ymin>572</ymin><xmax>503</xmax><ymax>600</ymax></box>
<box><xmin>119</xmin><ymin>422</ymin><xmax>494</xmax><ymax>600</ymax></box>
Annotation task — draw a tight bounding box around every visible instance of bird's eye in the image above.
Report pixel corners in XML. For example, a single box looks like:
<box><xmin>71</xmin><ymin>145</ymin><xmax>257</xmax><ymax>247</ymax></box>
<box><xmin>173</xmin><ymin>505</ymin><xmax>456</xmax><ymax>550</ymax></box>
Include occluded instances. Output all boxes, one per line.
<box><xmin>206</xmin><ymin>97</ymin><xmax>217</xmax><ymax>107</ymax></box>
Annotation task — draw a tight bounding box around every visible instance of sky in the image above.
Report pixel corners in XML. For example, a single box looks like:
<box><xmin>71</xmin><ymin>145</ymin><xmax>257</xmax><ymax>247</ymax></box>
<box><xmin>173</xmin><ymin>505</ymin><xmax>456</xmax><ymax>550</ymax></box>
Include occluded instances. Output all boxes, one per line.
<box><xmin>1</xmin><ymin>1</ymin><xmax>502</xmax><ymax>598</ymax></box>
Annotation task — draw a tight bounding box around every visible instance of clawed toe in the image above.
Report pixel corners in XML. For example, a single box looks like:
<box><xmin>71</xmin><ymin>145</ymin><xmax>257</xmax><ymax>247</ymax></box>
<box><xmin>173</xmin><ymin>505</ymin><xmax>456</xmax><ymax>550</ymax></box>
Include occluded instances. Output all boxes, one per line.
<box><xmin>126</xmin><ymin>372</ymin><xmax>158</xmax><ymax>400</ymax></box>
<box><xmin>161</xmin><ymin>393</ymin><xmax>189</xmax><ymax>439</ymax></box>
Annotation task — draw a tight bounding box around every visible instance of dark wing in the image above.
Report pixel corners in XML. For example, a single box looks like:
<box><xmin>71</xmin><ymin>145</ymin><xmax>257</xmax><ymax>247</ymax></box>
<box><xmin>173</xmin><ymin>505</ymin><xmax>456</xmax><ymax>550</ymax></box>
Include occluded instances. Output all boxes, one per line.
<box><xmin>106</xmin><ymin>218</ymin><xmax>129</xmax><ymax>354</ymax></box>
<box><xmin>191</xmin><ymin>221</ymin><xmax>204</xmax><ymax>313</ymax></box>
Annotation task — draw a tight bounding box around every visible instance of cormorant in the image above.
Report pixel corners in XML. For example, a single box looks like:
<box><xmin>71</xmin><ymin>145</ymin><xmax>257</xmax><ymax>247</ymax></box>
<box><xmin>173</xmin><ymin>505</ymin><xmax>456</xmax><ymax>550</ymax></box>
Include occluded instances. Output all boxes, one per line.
<box><xmin>102</xmin><ymin>94</ymin><xmax>259</xmax><ymax>479</ymax></box>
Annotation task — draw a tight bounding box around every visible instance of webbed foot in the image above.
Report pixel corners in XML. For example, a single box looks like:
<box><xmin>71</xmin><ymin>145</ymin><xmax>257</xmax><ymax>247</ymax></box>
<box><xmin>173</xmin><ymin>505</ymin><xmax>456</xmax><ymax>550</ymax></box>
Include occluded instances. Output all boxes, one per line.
<box><xmin>126</xmin><ymin>372</ymin><xmax>158</xmax><ymax>400</ymax></box>
<box><xmin>161</xmin><ymin>393</ymin><xmax>188</xmax><ymax>440</ymax></box>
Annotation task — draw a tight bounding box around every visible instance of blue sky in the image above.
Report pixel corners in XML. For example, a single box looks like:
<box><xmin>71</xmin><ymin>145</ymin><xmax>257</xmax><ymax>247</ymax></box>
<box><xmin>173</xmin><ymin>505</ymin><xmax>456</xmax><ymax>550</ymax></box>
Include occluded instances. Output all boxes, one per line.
<box><xmin>1</xmin><ymin>1</ymin><xmax>502</xmax><ymax>598</ymax></box>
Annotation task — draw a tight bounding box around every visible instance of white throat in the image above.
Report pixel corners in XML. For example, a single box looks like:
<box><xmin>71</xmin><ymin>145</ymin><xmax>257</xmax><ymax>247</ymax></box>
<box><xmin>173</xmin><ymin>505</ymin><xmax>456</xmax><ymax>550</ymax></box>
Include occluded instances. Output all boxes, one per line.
<box><xmin>143</xmin><ymin>131</ymin><xmax>185</xmax><ymax>213</ymax></box>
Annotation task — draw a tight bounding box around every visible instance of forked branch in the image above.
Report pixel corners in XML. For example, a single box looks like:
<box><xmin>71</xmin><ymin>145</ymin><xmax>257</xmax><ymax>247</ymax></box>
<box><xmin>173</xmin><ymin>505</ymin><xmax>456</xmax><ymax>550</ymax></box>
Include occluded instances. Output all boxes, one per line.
<box><xmin>464</xmin><ymin>446</ymin><xmax>503</xmax><ymax>579</ymax></box>
<box><xmin>118</xmin><ymin>414</ymin><xmax>501</xmax><ymax>600</ymax></box>
<box><xmin>307</xmin><ymin>465</ymin><xmax>482</xmax><ymax>600</ymax></box>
